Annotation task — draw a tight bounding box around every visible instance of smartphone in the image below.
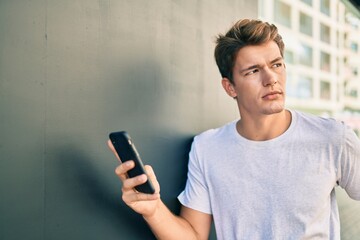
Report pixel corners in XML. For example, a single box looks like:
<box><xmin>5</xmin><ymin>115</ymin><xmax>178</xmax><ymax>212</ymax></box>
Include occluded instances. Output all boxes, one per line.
<box><xmin>109</xmin><ymin>131</ymin><xmax>155</xmax><ymax>194</ymax></box>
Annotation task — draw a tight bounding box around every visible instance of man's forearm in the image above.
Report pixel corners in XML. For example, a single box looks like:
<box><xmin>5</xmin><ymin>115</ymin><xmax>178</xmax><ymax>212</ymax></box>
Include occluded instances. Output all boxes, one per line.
<box><xmin>143</xmin><ymin>201</ymin><xmax>199</xmax><ymax>240</ymax></box>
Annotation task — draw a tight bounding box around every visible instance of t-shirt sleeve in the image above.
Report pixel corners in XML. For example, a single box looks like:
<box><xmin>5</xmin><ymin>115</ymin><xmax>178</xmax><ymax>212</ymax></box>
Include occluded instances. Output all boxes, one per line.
<box><xmin>178</xmin><ymin>139</ymin><xmax>212</xmax><ymax>214</ymax></box>
<box><xmin>338</xmin><ymin>125</ymin><xmax>360</xmax><ymax>200</ymax></box>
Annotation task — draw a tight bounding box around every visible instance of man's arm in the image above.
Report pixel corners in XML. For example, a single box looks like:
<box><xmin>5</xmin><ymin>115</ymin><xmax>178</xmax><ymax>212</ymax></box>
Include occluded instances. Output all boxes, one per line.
<box><xmin>109</xmin><ymin>140</ymin><xmax>212</xmax><ymax>239</ymax></box>
<box><xmin>144</xmin><ymin>201</ymin><xmax>212</xmax><ymax>240</ymax></box>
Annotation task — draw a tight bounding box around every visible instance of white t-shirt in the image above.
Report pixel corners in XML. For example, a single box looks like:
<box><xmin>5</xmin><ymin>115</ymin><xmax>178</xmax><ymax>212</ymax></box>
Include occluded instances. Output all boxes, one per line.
<box><xmin>178</xmin><ymin>110</ymin><xmax>360</xmax><ymax>240</ymax></box>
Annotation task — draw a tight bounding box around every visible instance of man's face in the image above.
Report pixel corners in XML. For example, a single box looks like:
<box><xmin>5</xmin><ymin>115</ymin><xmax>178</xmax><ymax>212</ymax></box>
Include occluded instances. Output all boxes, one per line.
<box><xmin>222</xmin><ymin>40</ymin><xmax>286</xmax><ymax>118</ymax></box>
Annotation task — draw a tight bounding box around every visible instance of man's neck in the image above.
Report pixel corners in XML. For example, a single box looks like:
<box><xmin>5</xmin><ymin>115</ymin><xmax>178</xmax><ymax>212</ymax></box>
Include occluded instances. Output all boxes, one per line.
<box><xmin>236</xmin><ymin>110</ymin><xmax>292</xmax><ymax>141</ymax></box>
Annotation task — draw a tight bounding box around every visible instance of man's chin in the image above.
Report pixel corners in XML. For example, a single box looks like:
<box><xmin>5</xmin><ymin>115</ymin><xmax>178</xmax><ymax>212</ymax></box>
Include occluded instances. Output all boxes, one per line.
<box><xmin>264</xmin><ymin>104</ymin><xmax>285</xmax><ymax>115</ymax></box>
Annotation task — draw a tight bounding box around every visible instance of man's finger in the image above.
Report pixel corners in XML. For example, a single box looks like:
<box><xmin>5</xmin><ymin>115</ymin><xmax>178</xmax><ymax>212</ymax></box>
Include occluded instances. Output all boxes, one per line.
<box><xmin>122</xmin><ymin>174</ymin><xmax>147</xmax><ymax>190</ymax></box>
<box><xmin>115</xmin><ymin>161</ymin><xmax>135</xmax><ymax>181</ymax></box>
<box><xmin>144</xmin><ymin>165</ymin><xmax>160</xmax><ymax>193</ymax></box>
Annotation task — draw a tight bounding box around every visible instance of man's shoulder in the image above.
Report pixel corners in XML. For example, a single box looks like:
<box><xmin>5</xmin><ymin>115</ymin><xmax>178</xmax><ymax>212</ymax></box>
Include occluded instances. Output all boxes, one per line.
<box><xmin>194</xmin><ymin>120</ymin><xmax>237</xmax><ymax>144</ymax></box>
<box><xmin>295</xmin><ymin>110</ymin><xmax>342</xmax><ymax>127</ymax></box>
<box><xmin>293</xmin><ymin>110</ymin><xmax>345</xmax><ymax>138</ymax></box>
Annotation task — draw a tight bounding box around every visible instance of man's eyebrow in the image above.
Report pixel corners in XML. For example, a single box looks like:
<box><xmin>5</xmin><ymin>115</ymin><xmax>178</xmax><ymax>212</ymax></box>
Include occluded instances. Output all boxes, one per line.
<box><xmin>239</xmin><ymin>56</ymin><xmax>283</xmax><ymax>74</ymax></box>
<box><xmin>239</xmin><ymin>64</ymin><xmax>260</xmax><ymax>74</ymax></box>
<box><xmin>270</xmin><ymin>57</ymin><xmax>283</xmax><ymax>64</ymax></box>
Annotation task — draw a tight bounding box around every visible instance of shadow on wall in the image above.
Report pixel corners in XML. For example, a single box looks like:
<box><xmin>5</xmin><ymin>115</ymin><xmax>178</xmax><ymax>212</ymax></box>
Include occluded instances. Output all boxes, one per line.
<box><xmin>51</xmin><ymin>138</ymin><xmax>193</xmax><ymax>239</ymax></box>
<box><xmin>103</xmin><ymin>54</ymin><xmax>196</xmax><ymax>214</ymax></box>
<box><xmin>54</xmin><ymin>145</ymin><xmax>155</xmax><ymax>238</ymax></box>
<box><xmin>104</xmin><ymin>56</ymin><xmax>168</xmax><ymax>130</ymax></box>
<box><xmin>47</xmin><ymin>56</ymin><xmax>194</xmax><ymax>239</ymax></box>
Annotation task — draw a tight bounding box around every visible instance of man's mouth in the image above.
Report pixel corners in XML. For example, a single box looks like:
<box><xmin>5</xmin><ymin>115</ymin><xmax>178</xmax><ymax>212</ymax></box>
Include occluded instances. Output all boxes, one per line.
<box><xmin>262</xmin><ymin>91</ymin><xmax>282</xmax><ymax>100</ymax></box>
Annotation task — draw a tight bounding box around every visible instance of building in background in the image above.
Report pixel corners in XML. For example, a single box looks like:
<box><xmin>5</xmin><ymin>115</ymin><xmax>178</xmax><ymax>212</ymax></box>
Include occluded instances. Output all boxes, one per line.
<box><xmin>259</xmin><ymin>0</ymin><xmax>360</xmax><ymax>135</ymax></box>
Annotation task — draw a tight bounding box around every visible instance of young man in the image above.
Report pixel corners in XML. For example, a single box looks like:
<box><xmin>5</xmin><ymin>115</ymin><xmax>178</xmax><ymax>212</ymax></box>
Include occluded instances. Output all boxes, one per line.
<box><xmin>108</xmin><ymin>19</ymin><xmax>360</xmax><ymax>239</ymax></box>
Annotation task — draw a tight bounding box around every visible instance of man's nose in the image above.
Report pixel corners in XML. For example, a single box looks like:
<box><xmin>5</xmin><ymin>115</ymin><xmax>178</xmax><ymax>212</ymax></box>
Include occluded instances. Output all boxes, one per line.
<box><xmin>262</xmin><ymin>68</ymin><xmax>277</xmax><ymax>87</ymax></box>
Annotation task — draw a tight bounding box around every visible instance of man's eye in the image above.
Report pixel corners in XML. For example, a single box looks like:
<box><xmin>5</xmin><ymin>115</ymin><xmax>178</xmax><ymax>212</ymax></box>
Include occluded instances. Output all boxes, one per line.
<box><xmin>245</xmin><ymin>69</ymin><xmax>258</xmax><ymax>76</ymax></box>
<box><xmin>273</xmin><ymin>63</ymin><xmax>282</xmax><ymax>68</ymax></box>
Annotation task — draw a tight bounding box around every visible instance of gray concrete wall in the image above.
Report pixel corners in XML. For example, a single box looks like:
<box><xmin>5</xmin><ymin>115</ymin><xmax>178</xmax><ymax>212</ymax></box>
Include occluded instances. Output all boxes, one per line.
<box><xmin>0</xmin><ymin>1</ymin><xmax>257</xmax><ymax>239</ymax></box>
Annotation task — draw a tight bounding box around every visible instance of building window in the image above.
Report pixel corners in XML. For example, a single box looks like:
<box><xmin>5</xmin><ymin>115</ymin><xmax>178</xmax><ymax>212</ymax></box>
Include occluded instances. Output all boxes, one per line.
<box><xmin>350</xmin><ymin>42</ymin><xmax>358</xmax><ymax>52</ymax></box>
<box><xmin>301</xmin><ymin>0</ymin><xmax>312</xmax><ymax>6</ymax></box>
<box><xmin>349</xmin><ymin>89</ymin><xmax>358</xmax><ymax>98</ymax></box>
<box><xmin>353</xmin><ymin>67</ymin><xmax>358</xmax><ymax>76</ymax></box>
<box><xmin>344</xmin><ymin>32</ymin><xmax>348</xmax><ymax>48</ymax></box>
<box><xmin>299</xmin><ymin>43</ymin><xmax>313</xmax><ymax>67</ymax></box>
<box><xmin>320</xmin><ymin>51</ymin><xmax>331</xmax><ymax>72</ymax></box>
<box><xmin>300</xmin><ymin>12</ymin><xmax>313</xmax><ymax>36</ymax></box>
<box><xmin>284</xmin><ymin>50</ymin><xmax>294</xmax><ymax>64</ymax></box>
<box><xmin>337</xmin><ymin>57</ymin><xmax>341</xmax><ymax>75</ymax></box>
<box><xmin>287</xmin><ymin>75</ymin><xmax>313</xmax><ymax>99</ymax></box>
<box><xmin>320</xmin><ymin>80</ymin><xmax>331</xmax><ymax>100</ymax></box>
<box><xmin>320</xmin><ymin>23</ymin><xmax>331</xmax><ymax>44</ymax></box>
<box><xmin>274</xmin><ymin>0</ymin><xmax>291</xmax><ymax>28</ymax></box>
<box><xmin>320</xmin><ymin>0</ymin><xmax>330</xmax><ymax>16</ymax></box>
<box><xmin>345</xmin><ymin>12</ymin><xmax>360</xmax><ymax>30</ymax></box>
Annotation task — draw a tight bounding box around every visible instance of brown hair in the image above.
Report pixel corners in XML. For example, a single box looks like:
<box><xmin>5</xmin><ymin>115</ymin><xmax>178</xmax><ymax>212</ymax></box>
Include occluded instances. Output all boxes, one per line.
<box><xmin>214</xmin><ymin>19</ymin><xmax>284</xmax><ymax>84</ymax></box>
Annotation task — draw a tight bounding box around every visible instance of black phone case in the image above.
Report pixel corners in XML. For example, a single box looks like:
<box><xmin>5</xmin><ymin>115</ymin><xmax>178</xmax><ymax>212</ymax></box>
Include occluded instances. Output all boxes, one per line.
<box><xmin>109</xmin><ymin>131</ymin><xmax>155</xmax><ymax>194</ymax></box>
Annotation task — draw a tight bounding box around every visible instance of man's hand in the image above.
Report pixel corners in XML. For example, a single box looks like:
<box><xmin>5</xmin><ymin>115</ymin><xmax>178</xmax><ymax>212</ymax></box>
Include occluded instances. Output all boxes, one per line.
<box><xmin>107</xmin><ymin>140</ymin><xmax>211</xmax><ymax>239</ymax></box>
<box><xmin>108</xmin><ymin>140</ymin><xmax>161</xmax><ymax>217</ymax></box>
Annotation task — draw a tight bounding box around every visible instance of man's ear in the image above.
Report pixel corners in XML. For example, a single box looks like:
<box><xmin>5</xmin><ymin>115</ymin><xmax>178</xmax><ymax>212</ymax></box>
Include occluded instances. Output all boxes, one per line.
<box><xmin>221</xmin><ymin>78</ymin><xmax>237</xmax><ymax>98</ymax></box>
